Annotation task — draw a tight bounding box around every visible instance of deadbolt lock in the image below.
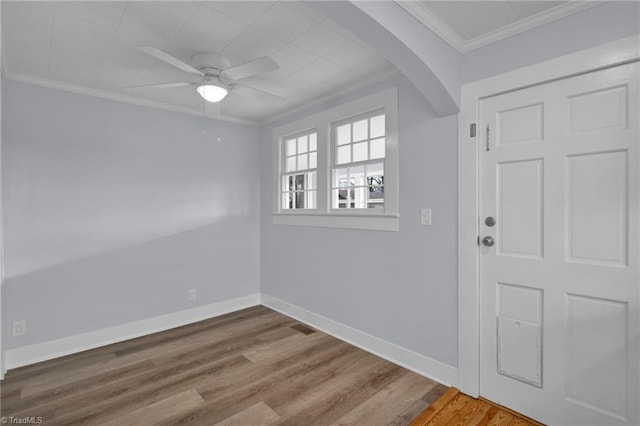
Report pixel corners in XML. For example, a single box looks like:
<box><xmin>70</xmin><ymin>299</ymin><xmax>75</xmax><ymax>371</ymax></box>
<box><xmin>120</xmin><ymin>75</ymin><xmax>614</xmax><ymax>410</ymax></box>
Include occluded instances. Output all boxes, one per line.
<box><xmin>485</xmin><ymin>216</ymin><xmax>496</xmax><ymax>227</ymax></box>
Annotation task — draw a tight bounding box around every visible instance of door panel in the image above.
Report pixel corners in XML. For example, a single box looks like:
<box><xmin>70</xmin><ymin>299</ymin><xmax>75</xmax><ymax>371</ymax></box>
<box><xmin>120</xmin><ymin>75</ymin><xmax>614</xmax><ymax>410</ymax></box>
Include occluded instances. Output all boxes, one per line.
<box><xmin>479</xmin><ymin>62</ymin><xmax>639</xmax><ymax>425</ymax></box>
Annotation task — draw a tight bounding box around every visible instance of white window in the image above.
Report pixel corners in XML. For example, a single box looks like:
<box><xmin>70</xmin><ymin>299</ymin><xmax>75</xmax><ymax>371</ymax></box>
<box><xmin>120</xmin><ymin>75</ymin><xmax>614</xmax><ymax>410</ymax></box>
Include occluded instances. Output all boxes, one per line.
<box><xmin>281</xmin><ymin>131</ymin><xmax>317</xmax><ymax>210</ymax></box>
<box><xmin>272</xmin><ymin>87</ymin><xmax>398</xmax><ymax>231</ymax></box>
<box><xmin>332</xmin><ymin>110</ymin><xmax>385</xmax><ymax>210</ymax></box>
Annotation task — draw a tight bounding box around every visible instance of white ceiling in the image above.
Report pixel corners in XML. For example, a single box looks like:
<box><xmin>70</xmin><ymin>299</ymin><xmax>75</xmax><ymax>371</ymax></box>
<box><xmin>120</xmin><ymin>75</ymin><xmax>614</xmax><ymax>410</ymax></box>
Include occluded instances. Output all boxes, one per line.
<box><xmin>1</xmin><ymin>1</ymin><xmax>394</xmax><ymax>123</ymax></box>
<box><xmin>1</xmin><ymin>1</ymin><xmax>602</xmax><ymax>123</ymax></box>
<box><xmin>398</xmin><ymin>1</ymin><xmax>601</xmax><ymax>52</ymax></box>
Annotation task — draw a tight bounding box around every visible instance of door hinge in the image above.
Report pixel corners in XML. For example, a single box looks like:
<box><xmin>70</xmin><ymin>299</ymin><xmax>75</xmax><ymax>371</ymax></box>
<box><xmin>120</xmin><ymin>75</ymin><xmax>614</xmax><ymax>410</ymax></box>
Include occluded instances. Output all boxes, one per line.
<box><xmin>470</xmin><ymin>123</ymin><xmax>476</xmax><ymax>137</ymax></box>
<box><xmin>486</xmin><ymin>124</ymin><xmax>490</xmax><ymax>151</ymax></box>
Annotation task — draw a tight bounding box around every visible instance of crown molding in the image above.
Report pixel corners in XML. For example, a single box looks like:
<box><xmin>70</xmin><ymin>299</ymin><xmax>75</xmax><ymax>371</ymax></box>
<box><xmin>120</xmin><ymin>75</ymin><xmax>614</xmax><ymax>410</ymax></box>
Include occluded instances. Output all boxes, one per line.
<box><xmin>3</xmin><ymin>72</ymin><xmax>260</xmax><ymax>126</ymax></box>
<box><xmin>396</xmin><ymin>1</ymin><xmax>604</xmax><ymax>53</ymax></box>
<box><xmin>261</xmin><ymin>67</ymin><xmax>400</xmax><ymax>125</ymax></box>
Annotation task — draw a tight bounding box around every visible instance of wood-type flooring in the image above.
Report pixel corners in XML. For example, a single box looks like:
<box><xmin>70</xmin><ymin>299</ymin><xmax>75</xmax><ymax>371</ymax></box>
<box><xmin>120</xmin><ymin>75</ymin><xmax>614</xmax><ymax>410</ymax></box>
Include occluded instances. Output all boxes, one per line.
<box><xmin>1</xmin><ymin>305</ymin><xmax>449</xmax><ymax>425</ymax></box>
<box><xmin>410</xmin><ymin>388</ymin><xmax>545</xmax><ymax>426</ymax></box>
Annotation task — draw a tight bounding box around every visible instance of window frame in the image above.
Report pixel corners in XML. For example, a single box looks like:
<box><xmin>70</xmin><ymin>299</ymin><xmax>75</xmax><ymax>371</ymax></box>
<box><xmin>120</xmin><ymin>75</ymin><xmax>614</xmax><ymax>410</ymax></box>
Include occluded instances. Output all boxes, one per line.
<box><xmin>272</xmin><ymin>87</ymin><xmax>398</xmax><ymax>231</ymax></box>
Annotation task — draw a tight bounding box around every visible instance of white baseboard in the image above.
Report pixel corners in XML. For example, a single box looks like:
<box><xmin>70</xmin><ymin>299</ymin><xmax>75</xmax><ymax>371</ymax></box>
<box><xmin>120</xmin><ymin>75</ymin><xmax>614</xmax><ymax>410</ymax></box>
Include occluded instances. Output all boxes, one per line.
<box><xmin>261</xmin><ymin>294</ymin><xmax>458</xmax><ymax>387</ymax></box>
<box><xmin>5</xmin><ymin>294</ymin><xmax>261</xmax><ymax>370</ymax></box>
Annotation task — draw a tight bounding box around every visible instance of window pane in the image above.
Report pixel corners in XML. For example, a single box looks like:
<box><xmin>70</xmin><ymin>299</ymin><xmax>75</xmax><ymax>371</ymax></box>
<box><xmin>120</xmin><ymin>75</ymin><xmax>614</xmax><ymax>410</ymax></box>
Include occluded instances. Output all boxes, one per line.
<box><xmin>298</xmin><ymin>153</ymin><xmax>308</xmax><ymax>170</ymax></box>
<box><xmin>309</xmin><ymin>133</ymin><xmax>317</xmax><ymax>151</ymax></box>
<box><xmin>370</xmin><ymin>114</ymin><xmax>385</xmax><ymax>138</ymax></box>
<box><xmin>368</xmin><ymin>180</ymin><xmax>384</xmax><ymax>201</ymax></box>
<box><xmin>309</xmin><ymin>152</ymin><xmax>317</xmax><ymax>169</ymax></box>
<box><xmin>353</xmin><ymin>119</ymin><xmax>368</xmax><ymax>142</ymax></box>
<box><xmin>366</xmin><ymin>162</ymin><xmax>384</xmax><ymax>178</ymax></box>
<box><xmin>370</xmin><ymin>137</ymin><xmax>385</xmax><ymax>159</ymax></box>
<box><xmin>295</xmin><ymin>191</ymin><xmax>305</xmax><ymax>209</ymax></box>
<box><xmin>334</xmin><ymin>167</ymin><xmax>348</xmax><ymax>186</ymax></box>
<box><xmin>337</xmin><ymin>145</ymin><xmax>350</xmax><ymax>164</ymax></box>
<box><xmin>307</xmin><ymin>190</ymin><xmax>316</xmax><ymax>209</ymax></box>
<box><xmin>295</xmin><ymin>174</ymin><xmax>305</xmax><ymax>190</ymax></box>
<box><xmin>337</xmin><ymin>124</ymin><xmax>351</xmax><ymax>145</ymax></box>
<box><xmin>349</xmin><ymin>165</ymin><xmax>365</xmax><ymax>185</ymax></box>
<box><xmin>286</xmin><ymin>156</ymin><xmax>296</xmax><ymax>172</ymax></box>
<box><xmin>286</xmin><ymin>138</ymin><xmax>296</xmax><ymax>156</ymax></box>
<box><xmin>370</xmin><ymin>138</ymin><xmax>385</xmax><ymax>159</ymax></box>
<box><xmin>288</xmin><ymin>175</ymin><xmax>294</xmax><ymax>191</ymax></box>
<box><xmin>354</xmin><ymin>186</ymin><xmax>366</xmax><ymax>208</ymax></box>
<box><xmin>282</xmin><ymin>193</ymin><xmax>290</xmax><ymax>210</ymax></box>
<box><xmin>307</xmin><ymin>171</ymin><xmax>317</xmax><ymax>190</ymax></box>
<box><xmin>353</xmin><ymin>142</ymin><xmax>368</xmax><ymax>162</ymax></box>
<box><xmin>298</xmin><ymin>135</ymin><xmax>308</xmax><ymax>153</ymax></box>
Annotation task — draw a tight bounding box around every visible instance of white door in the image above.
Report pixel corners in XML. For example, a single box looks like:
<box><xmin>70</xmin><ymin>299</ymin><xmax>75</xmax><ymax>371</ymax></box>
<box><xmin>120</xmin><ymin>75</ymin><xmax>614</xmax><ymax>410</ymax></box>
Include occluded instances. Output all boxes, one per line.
<box><xmin>479</xmin><ymin>62</ymin><xmax>639</xmax><ymax>425</ymax></box>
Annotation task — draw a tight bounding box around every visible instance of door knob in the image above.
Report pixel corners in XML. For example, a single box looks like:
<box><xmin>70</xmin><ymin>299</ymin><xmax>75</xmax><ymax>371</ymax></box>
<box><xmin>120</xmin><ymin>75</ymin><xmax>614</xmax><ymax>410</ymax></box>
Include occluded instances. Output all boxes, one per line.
<box><xmin>482</xmin><ymin>236</ymin><xmax>495</xmax><ymax>247</ymax></box>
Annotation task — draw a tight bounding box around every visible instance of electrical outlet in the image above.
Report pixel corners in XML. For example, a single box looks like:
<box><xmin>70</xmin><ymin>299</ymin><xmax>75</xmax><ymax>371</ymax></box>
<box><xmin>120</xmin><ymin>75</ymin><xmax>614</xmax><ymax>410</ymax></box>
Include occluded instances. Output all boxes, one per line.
<box><xmin>188</xmin><ymin>289</ymin><xmax>197</xmax><ymax>301</ymax></box>
<box><xmin>13</xmin><ymin>320</ymin><xmax>26</xmax><ymax>336</ymax></box>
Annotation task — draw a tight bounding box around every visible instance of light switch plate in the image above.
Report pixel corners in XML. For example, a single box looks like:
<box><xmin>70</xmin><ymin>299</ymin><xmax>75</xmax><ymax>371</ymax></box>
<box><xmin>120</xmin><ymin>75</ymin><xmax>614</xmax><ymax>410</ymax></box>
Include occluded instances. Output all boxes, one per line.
<box><xmin>421</xmin><ymin>208</ymin><xmax>432</xmax><ymax>226</ymax></box>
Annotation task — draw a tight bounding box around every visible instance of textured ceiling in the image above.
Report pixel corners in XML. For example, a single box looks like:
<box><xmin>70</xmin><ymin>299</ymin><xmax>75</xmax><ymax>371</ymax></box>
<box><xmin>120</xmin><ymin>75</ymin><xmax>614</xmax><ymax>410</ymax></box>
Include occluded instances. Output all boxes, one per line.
<box><xmin>1</xmin><ymin>1</ymin><xmax>394</xmax><ymax>123</ymax></box>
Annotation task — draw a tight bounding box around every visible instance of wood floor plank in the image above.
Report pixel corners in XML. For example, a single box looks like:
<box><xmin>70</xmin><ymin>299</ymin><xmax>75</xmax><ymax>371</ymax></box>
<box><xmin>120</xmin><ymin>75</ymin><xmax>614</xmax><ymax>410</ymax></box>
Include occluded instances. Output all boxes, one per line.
<box><xmin>466</xmin><ymin>401</ymin><xmax>498</xmax><ymax>426</ymax></box>
<box><xmin>241</xmin><ymin>331</ymin><xmax>319</xmax><ymax>363</ymax></box>
<box><xmin>271</xmin><ymin>355</ymin><xmax>405</xmax><ymax>425</ymax></box>
<box><xmin>410</xmin><ymin>387</ymin><xmax>461</xmax><ymax>426</ymax></box>
<box><xmin>213</xmin><ymin>401</ymin><xmax>281</xmax><ymax>426</ymax></box>
<box><xmin>330</xmin><ymin>370</ymin><xmax>437</xmax><ymax>426</ymax></box>
<box><xmin>426</xmin><ymin>393</ymin><xmax>474</xmax><ymax>425</ymax></box>
<box><xmin>169</xmin><ymin>339</ymin><xmax>356</xmax><ymax>425</ymax></box>
<box><xmin>387</xmin><ymin>384</ymin><xmax>449</xmax><ymax>426</ymax></box>
<box><xmin>487</xmin><ymin>410</ymin><xmax>516</xmax><ymax>426</ymax></box>
<box><xmin>99</xmin><ymin>388</ymin><xmax>205</xmax><ymax>426</ymax></box>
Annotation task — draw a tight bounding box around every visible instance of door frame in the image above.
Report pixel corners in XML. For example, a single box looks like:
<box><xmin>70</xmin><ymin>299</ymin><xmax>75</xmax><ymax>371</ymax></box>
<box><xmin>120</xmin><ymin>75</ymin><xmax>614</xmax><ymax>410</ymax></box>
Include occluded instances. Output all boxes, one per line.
<box><xmin>457</xmin><ymin>34</ymin><xmax>640</xmax><ymax>398</ymax></box>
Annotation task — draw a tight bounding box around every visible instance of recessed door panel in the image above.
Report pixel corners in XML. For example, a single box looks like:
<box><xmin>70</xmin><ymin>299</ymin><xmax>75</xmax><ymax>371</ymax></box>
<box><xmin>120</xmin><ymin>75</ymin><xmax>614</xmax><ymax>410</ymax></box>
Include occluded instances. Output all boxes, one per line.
<box><xmin>497</xmin><ymin>159</ymin><xmax>543</xmax><ymax>258</ymax></box>
<box><xmin>566</xmin><ymin>294</ymin><xmax>627</xmax><ymax>418</ymax></box>
<box><xmin>566</xmin><ymin>151</ymin><xmax>627</xmax><ymax>265</ymax></box>
<box><xmin>497</xmin><ymin>103</ymin><xmax>543</xmax><ymax>146</ymax></box>
<box><xmin>569</xmin><ymin>86</ymin><xmax>627</xmax><ymax>133</ymax></box>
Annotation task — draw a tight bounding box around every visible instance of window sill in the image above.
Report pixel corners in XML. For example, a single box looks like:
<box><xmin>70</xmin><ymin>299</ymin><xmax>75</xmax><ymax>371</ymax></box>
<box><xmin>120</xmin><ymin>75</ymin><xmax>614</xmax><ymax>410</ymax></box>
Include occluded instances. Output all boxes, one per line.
<box><xmin>272</xmin><ymin>213</ymin><xmax>399</xmax><ymax>231</ymax></box>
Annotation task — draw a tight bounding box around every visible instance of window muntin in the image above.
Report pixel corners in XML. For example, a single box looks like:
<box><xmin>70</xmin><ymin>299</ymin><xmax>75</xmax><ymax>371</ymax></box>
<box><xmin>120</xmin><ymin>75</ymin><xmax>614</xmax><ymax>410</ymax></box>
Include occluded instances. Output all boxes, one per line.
<box><xmin>281</xmin><ymin>131</ymin><xmax>317</xmax><ymax>210</ymax></box>
<box><xmin>332</xmin><ymin>111</ymin><xmax>385</xmax><ymax>210</ymax></box>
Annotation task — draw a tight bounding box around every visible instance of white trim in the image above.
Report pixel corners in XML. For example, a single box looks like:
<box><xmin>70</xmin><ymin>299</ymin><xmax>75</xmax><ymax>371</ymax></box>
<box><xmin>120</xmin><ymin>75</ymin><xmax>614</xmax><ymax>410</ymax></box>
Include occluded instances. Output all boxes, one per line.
<box><xmin>457</xmin><ymin>35</ymin><xmax>640</xmax><ymax>397</ymax></box>
<box><xmin>4</xmin><ymin>294</ymin><xmax>260</xmax><ymax>370</ymax></box>
<box><xmin>261</xmin><ymin>294</ymin><xmax>458</xmax><ymax>387</ymax></box>
<box><xmin>3</xmin><ymin>73</ymin><xmax>258</xmax><ymax>126</ymax></box>
<box><xmin>396</xmin><ymin>1</ymin><xmax>602</xmax><ymax>53</ymax></box>
<box><xmin>272</xmin><ymin>213</ymin><xmax>399</xmax><ymax>232</ymax></box>
<box><xmin>272</xmin><ymin>87</ymin><xmax>399</xmax><ymax>231</ymax></box>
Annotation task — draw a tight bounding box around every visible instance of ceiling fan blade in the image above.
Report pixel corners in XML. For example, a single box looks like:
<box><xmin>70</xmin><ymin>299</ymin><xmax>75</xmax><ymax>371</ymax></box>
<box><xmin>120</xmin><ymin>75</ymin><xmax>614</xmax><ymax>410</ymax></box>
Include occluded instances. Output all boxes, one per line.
<box><xmin>138</xmin><ymin>47</ymin><xmax>204</xmax><ymax>76</ymax></box>
<box><xmin>223</xmin><ymin>57</ymin><xmax>279</xmax><ymax>81</ymax></box>
<box><xmin>125</xmin><ymin>82</ymin><xmax>195</xmax><ymax>90</ymax></box>
<box><xmin>232</xmin><ymin>83</ymin><xmax>285</xmax><ymax>105</ymax></box>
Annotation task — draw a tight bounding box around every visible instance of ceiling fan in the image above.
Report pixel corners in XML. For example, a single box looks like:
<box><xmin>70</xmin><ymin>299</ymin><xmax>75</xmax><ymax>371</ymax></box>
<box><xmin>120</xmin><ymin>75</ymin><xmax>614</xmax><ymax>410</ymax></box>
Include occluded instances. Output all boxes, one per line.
<box><xmin>127</xmin><ymin>47</ymin><xmax>284</xmax><ymax>104</ymax></box>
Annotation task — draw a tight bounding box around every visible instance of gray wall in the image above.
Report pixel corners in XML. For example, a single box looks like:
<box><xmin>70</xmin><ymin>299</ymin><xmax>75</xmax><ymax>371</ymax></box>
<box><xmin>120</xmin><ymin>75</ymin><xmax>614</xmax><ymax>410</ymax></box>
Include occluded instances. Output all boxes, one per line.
<box><xmin>260</xmin><ymin>74</ymin><xmax>459</xmax><ymax>367</ymax></box>
<box><xmin>2</xmin><ymin>80</ymin><xmax>261</xmax><ymax>349</ymax></box>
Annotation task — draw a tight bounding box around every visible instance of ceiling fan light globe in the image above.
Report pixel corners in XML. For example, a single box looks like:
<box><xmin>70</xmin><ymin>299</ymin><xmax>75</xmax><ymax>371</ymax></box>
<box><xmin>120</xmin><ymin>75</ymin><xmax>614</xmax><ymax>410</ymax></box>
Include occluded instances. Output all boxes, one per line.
<box><xmin>196</xmin><ymin>84</ymin><xmax>228</xmax><ymax>103</ymax></box>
